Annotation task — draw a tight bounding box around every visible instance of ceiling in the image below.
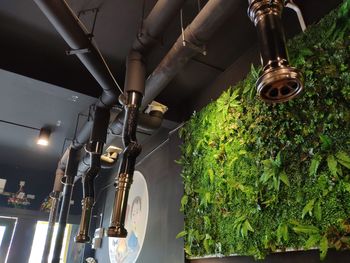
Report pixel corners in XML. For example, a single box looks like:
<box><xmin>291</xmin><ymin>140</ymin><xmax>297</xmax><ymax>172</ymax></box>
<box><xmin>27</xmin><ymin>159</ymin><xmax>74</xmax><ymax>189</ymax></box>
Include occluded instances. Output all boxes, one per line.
<box><xmin>0</xmin><ymin>0</ymin><xmax>343</xmax><ymax>202</ymax></box>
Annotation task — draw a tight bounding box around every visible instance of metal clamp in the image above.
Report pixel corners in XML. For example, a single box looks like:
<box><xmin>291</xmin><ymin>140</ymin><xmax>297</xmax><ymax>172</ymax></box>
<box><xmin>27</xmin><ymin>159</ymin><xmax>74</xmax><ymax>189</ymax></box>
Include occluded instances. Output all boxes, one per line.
<box><xmin>180</xmin><ymin>1</ymin><xmax>207</xmax><ymax>56</ymax></box>
<box><xmin>66</xmin><ymin>48</ymin><xmax>91</xmax><ymax>56</ymax></box>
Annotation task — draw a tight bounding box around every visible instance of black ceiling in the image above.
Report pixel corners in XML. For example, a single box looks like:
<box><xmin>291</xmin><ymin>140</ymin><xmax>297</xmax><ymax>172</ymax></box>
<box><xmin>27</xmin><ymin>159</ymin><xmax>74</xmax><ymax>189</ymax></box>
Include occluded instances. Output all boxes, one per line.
<box><xmin>0</xmin><ymin>0</ymin><xmax>343</xmax><ymax>202</ymax></box>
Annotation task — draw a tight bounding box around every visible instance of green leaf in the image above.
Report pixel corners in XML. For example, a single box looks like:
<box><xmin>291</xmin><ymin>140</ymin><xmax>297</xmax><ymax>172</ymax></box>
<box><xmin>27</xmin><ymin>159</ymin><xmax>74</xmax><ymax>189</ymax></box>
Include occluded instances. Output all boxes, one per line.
<box><xmin>314</xmin><ymin>200</ymin><xmax>322</xmax><ymax>221</ymax></box>
<box><xmin>176</xmin><ymin>230</ymin><xmax>187</xmax><ymax>239</ymax></box>
<box><xmin>280</xmin><ymin>170</ymin><xmax>290</xmax><ymax>187</ymax></box>
<box><xmin>184</xmin><ymin>244</ymin><xmax>192</xmax><ymax>256</ymax></box>
<box><xmin>241</xmin><ymin>220</ymin><xmax>254</xmax><ymax>238</ymax></box>
<box><xmin>204</xmin><ymin>216</ymin><xmax>211</xmax><ymax>229</ymax></box>
<box><xmin>305</xmin><ymin>234</ymin><xmax>321</xmax><ymax>249</ymax></box>
<box><xmin>320</xmin><ymin>235</ymin><xmax>329</xmax><ymax>260</ymax></box>
<box><xmin>320</xmin><ymin>135</ymin><xmax>332</xmax><ymax>150</ymax></box>
<box><xmin>277</xmin><ymin>224</ymin><xmax>289</xmax><ymax>243</ymax></box>
<box><xmin>343</xmin><ymin>182</ymin><xmax>350</xmax><ymax>193</ymax></box>
<box><xmin>336</xmin><ymin>151</ymin><xmax>350</xmax><ymax>169</ymax></box>
<box><xmin>208</xmin><ymin>168</ymin><xmax>215</xmax><ymax>184</ymax></box>
<box><xmin>180</xmin><ymin>195</ymin><xmax>188</xmax><ymax>211</ymax></box>
<box><xmin>274</xmin><ymin>151</ymin><xmax>282</xmax><ymax>168</ymax></box>
<box><xmin>293</xmin><ymin>225</ymin><xmax>319</xmax><ymax>235</ymax></box>
<box><xmin>309</xmin><ymin>155</ymin><xmax>322</xmax><ymax>176</ymax></box>
<box><xmin>302</xmin><ymin>199</ymin><xmax>315</xmax><ymax>219</ymax></box>
<box><xmin>244</xmin><ymin>220</ymin><xmax>254</xmax><ymax>232</ymax></box>
<box><xmin>327</xmin><ymin>155</ymin><xmax>338</xmax><ymax>176</ymax></box>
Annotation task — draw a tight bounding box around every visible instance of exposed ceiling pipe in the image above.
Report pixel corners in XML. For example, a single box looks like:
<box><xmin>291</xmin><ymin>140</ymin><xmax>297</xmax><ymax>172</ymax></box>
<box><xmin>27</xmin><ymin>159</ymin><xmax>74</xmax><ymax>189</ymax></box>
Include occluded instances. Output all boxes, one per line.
<box><xmin>51</xmin><ymin>147</ymin><xmax>80</xmax><ymax>263</ymax></box>
<box><xmin>75</xmin><ymin>106</ymin><xmax>110</xmax><ymax>243</ymax></box>
<box><xmin>107</xmin><ymin>51</ymin><xmax>145</xmax><ymax>238</ymax></box>
<box><xmin>37</xmin><ymin>0</ymin><xmax>186</xmax><ymax>256</ymax></box>
<box><xmin>41</xmin><ymin>168</ymin><xmax>64</xmax><ymax>263</ymax></box>
<box><xmin>33</xmin><ymin>0</ymin><xmax>122</xmax><ymax>107</ymax></box>
<box><xmin>32</xmin><ymin>0</ymin><xmax>122</xmax><ymax>179</ymax></box>
<box><xmin>37</xmin><ymin>0</ymin><xmax>185</xmax><ymax>172</ymax></box>
<box><xmin>73</xmin><ymin>0</ymin><xmax>186</xmax><ymax>173</ymax></box>
<box><xmin>141</xmin><ymin>0</ymin><xmax>241</xmax><ymax>110</ymax></box>
<box><xmin>133</xmin><ymin>0</ymin><xmax>186</xmax><ymax>53</ymax></box>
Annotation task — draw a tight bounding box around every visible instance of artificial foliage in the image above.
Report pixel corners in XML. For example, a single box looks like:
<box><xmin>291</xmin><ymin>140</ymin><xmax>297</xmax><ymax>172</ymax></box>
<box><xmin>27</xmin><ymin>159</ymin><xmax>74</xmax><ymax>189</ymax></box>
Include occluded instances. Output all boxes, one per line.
<box><xmin>178</xmin><ymin>0</ymin><xmax>350</xmax><ymax>260</ymax></box>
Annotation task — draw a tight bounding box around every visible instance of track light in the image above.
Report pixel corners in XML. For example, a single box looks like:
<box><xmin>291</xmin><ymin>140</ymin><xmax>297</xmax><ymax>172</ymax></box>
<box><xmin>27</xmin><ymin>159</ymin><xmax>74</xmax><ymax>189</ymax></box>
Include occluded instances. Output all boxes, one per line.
<box><xmin>248</xmin><ymin>0</ymin><xmax>303</xmax><ymax>103</ymax></box>
<box><xmin>37</xmin><ymin>127</ymin><xmax>51</xmax><ymax>146</ymax></box>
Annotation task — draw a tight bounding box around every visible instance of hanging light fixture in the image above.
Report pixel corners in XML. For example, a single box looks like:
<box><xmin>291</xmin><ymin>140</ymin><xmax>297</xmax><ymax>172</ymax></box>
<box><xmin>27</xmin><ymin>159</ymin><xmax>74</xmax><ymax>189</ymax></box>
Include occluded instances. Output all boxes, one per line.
<box><xmin>248</xmin><ymin>0</ymin><xmax>303</xmax><ymax>103</ymax></box>
<box><xmin>37</xmin><ymin>127</ymin><xmax>51</xmax><ymax>146</ymax></box>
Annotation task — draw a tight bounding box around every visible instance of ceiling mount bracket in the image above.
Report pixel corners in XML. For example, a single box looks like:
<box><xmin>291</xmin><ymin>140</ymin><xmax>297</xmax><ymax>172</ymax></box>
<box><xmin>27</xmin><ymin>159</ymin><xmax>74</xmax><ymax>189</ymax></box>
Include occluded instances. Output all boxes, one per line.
<box><xmin>66</xmin><ymin>48</ymin><xmax>91</xmax><ymax>56</ymax></box>
<box><xmin>78</xmin><ymin>7</ymin><xmax>100</xmax><ymax>38</ymax></box>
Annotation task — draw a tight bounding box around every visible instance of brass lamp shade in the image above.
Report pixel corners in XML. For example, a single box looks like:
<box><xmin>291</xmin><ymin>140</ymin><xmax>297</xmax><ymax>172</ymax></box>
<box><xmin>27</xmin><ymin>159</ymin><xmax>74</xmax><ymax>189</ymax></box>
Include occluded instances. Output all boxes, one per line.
<box><xmin>248</xmin><ymin>0</ymin><xmax>303</xmax><ymax>103</ymax></box>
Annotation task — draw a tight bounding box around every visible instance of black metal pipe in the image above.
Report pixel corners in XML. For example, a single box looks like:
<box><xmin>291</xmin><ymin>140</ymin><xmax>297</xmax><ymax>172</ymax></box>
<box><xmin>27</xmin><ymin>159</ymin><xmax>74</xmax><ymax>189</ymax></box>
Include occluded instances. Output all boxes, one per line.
<box><xmin>51</xmin><ymin>147</ymin><xmax>80</xmax><ymax>263</ymax></box>
<box><xmin>33</xmin><ymin>0</ymin><xmax>120</xmax><ymax>175</ymax></box>
<box><xmin>41</xmin><ymin>192</ymin><xmax>60</xmax><ymax>263</ymax></box>
<box><xmin>247</xmin><ymin>0</ymin><xmax>303</xmax><ymax>103</ymax></box>
<box><xmin>33</xmin><ymin>0</ymin><xmax>120</xmax><ymax>108</ymax></box>
<box><xmin>41</xmin><ymin>168</ymin><xmax>64</xmax><ymax>263</ymax></box>
<box><xmin>107</xmin><ymin>51</ymin><xmax>145</xmax><ymax>238</ymax></box>
<box><xmin>75</xmin><ymin>107</ymin><xmax>110</xmax><ymax>243</ymax></box>
<box><xmin>49</xmin><ymin>0</ymin><xmax>181</xmax><ymax>174</ymax></box>
<box><xmin>133</xmin><ymin>0</ymin><xmax>186</xmax><ymax>53</ymax></box>
<box><xmin>141</xmin><ymin>0</ymin><xmax>240</xmax><ymax>110</ymax></box>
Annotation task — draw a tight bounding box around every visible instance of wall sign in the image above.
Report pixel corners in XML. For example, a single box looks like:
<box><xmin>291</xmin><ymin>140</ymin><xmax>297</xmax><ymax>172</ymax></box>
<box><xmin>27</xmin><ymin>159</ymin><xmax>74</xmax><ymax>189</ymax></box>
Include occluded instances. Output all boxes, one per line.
<box><xmin>109</xmin><ymin>171</ymin><xmax>149</xmax><ymax>263</ymax></box>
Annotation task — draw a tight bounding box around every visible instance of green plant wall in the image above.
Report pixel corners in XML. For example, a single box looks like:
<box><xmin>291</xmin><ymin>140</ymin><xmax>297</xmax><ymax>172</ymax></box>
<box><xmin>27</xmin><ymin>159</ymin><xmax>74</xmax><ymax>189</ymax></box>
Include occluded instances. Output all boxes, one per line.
<box><xmin>178</xmin><ymin>0</ymin><xmax>350</xmax><ymax>260</ymax></box>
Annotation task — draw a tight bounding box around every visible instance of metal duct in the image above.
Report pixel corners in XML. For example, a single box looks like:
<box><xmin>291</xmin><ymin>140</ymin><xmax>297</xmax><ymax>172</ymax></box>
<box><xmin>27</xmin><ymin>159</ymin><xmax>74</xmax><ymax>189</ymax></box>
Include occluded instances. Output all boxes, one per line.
<box><xmin>75</xmin><ymin>106</ymin><xmax>110</xmax><ymax>243</ymax></box>
<box><xmin>141</xmin><ymin>0</ymin><xmax>240</xmax><ymax>110</ymax></box>
<box><xmin>107</xmin><ymin>51</ymin><xmax>145</xmax><ymax>238</ymax></box>
<box><xmin>247</xmin><ymin>0</ymin><xmax>304</xmax><ymax>103</ymax></box>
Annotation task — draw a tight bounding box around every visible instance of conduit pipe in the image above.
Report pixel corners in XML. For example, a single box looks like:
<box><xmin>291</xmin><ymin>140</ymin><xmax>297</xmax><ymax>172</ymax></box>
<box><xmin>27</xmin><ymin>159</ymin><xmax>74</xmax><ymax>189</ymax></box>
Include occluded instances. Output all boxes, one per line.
<box><xmin>75</xmin><ymin>106</ymin><xmax>110</xmax><ymax>243</ymax></box>
<box><xmin>52</xmin><ymin>147</ymin><xmax>80</xmax><ymax>263</ymax></box>
<box><xmin>141</xmin><ymin>0</ymin><xmax>240</xmax><ymax>110</ymax></box>
<box><xmin>107</xmin><ymin>51</ymin><xmax>145</xmax><ymax>238</ymax></box>
<box><xmin>41</xmin><ymin>168</ymin><xmax>64</xmax><ymax>263</ymax></box>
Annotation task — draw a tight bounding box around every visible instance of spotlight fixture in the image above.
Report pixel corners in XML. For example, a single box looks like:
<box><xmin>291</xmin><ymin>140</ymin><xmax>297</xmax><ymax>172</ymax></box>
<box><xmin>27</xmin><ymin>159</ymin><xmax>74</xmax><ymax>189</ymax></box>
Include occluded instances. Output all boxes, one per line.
<box><xmin>37</xmin><ymin>127</ymin><xmax>51</xmax><ymax>146</ymax></box>
<box><xmin>248</xmin><ymin>0</ymin><xmax>304</xmax><ymax>103</ymax></box>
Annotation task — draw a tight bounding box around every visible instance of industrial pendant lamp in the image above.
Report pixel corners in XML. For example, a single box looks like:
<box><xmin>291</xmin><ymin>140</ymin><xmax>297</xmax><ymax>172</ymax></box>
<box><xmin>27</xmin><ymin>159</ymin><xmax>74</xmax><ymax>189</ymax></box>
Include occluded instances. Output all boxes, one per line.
<box><xmin>248</xmin><ymin>0</ymin><xmax>303</xmax><ymax>103</ymax></box>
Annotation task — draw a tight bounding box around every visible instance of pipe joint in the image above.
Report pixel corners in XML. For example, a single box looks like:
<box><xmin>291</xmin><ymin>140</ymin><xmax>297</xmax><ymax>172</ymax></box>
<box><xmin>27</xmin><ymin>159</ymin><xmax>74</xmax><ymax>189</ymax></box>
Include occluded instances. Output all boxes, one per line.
<box><xmin>248</xmin><ymin>0</ymin><xmax>284</xmax><ymax>25</ymax></box>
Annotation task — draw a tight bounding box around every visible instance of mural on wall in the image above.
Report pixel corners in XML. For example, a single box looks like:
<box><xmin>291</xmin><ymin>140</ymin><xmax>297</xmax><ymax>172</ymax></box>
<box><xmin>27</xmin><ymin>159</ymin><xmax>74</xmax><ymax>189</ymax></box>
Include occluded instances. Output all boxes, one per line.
<box><xmin>109</xmin><ymin>171</ymin><xmax>149</xmax><ymax>263</ymax></box>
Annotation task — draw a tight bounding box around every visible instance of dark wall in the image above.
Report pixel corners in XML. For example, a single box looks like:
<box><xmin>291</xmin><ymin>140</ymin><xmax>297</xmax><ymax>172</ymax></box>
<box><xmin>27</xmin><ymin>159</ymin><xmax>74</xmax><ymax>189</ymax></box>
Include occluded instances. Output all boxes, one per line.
<box><xmin>188</xmin><ymin>249</ymin><xmax>350</xmax><ymax>263</ymax></box>
<box><xmin>93</xmin><ymin>127</ymin><xmax>184</xmax><ymax>263</ymax></box>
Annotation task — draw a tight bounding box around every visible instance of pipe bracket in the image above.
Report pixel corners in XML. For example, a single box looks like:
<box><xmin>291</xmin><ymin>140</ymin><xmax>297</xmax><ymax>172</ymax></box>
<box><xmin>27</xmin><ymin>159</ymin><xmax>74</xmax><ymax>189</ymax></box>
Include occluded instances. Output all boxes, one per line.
<box><xmin>66</xmin><ymin>48</ymin><xmax>91</xmax><ymax>56</ymax></box>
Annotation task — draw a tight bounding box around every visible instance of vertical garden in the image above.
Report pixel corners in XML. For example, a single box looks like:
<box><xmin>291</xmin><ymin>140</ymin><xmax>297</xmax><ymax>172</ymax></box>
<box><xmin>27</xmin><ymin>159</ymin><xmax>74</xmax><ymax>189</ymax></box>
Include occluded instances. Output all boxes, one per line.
<box><xmin>178</xmin><ymin>0</ymin><xmax>350</xmax><ymax>260</ymax></box>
